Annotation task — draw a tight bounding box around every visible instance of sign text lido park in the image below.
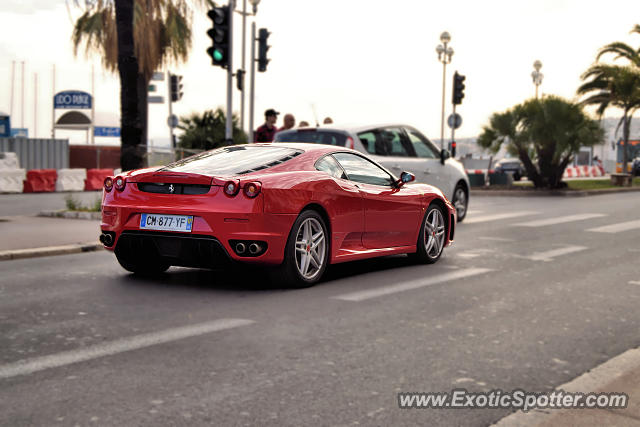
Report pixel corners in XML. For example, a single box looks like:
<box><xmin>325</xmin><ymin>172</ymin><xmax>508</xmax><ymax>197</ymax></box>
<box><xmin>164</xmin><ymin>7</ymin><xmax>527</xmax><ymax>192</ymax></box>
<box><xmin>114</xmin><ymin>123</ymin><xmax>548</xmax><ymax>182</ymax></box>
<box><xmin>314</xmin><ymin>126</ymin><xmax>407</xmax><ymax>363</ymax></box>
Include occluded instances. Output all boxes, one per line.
<box><xmin>54</xmin><ymin>90</ymin><xmax>92</xmax><ymax>110</ymax></box>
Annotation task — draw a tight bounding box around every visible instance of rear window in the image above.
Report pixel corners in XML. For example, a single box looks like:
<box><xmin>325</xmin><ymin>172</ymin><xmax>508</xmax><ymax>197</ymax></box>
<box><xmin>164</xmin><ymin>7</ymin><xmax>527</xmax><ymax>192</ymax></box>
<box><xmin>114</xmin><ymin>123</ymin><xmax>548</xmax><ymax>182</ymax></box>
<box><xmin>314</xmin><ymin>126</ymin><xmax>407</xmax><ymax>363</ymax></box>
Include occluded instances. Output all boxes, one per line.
<box><xmin>160</xmin><ymin>145</ymin><xmax>302</xmax><ymax>175</ymax></box>
<box><xmin>275</xmin><ymin>130</ymin><xmax>347</xmax><ymax>146</ymax></box>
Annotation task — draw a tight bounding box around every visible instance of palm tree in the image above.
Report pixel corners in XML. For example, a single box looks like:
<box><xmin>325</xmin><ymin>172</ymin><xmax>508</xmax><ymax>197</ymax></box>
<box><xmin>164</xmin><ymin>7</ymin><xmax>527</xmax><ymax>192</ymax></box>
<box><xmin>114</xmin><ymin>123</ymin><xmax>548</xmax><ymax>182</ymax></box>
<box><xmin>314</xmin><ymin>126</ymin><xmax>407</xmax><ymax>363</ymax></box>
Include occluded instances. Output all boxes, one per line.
<box><xmin>577</xmin><ymin>26</ymin><xmax>640</xmax><ymax>175</ymax></box>
<box><xmin>178</xmin><ymin>108</ymin><xmax>247</xmax><ymax>151</ymax></box>
<box><xmin>70</xmin><ymin>0</ymin><xmax>207</xmax><ymax>170</ymax></box>
<box><xmin>478</xmin><ymin>97</ymin><xmax>603</xmax><ymax>189</ymax></box>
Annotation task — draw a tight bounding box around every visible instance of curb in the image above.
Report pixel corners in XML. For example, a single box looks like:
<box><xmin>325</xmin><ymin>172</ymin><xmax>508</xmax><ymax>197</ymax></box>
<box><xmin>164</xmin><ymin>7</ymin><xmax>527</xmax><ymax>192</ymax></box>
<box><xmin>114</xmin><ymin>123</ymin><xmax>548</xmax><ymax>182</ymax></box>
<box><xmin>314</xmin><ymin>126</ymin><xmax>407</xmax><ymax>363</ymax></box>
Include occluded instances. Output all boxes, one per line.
<box><xmin>471</xmin><ymin>186</ymin><xmax>640</xmax><ymax>197</ymax></box>
<box><xmin>38</xmin><ymin>210</ymin><xmax>102</xmax><ymax>220</ymax></box>
<box><xmin>0</xmin><ymin>242</ymin><xmax>104</xmax><ymax>261</ymax></box>
<box><xmin>493</xmin><ymin>346</ymin><xmax>640</xmax><ymax>426</ymax></box>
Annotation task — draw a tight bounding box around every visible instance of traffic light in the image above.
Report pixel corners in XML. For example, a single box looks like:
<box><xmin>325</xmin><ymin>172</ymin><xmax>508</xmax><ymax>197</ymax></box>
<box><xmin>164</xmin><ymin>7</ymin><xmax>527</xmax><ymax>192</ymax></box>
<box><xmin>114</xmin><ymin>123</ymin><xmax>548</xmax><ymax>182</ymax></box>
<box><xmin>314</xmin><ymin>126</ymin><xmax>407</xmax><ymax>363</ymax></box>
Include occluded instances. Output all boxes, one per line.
<box><xmin>452</xmin><ymin>71</ymin><xmax>466</xmax><ymax>105</ymax></box>
<box><xmin>257</xmin><ymin>28</ymin><xmax>270</xmax><ymax>72</ymax></box>
<box><xmin>206</xmin><ymin>6</ymin><xmax>230</xmax><ymax>68</ymax></box>
<box><xmin>236</xmin><ymin>69</ymin><xmax>245</xmax><ymax>91</ymax></box>
<box><xmin>170</xmin><ymin>74</ymin><xmax>183</xmax><ymax>102</ymax></box>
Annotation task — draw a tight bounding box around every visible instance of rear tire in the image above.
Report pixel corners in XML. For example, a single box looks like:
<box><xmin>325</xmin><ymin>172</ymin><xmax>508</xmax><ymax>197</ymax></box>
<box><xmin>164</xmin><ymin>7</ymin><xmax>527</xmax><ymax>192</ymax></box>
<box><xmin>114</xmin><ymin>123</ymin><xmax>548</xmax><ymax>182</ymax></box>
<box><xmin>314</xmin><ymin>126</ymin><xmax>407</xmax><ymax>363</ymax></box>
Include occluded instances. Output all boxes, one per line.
<box><xmin>409</xmin><ymin>203</ymin><xmax>447</xmax><ymax>264</ymax></box>
<box><xmin>115</xmin><ymin>251</ymin><xmax>170</xmax><ymax>275</ymax></box>
<box><xmin>272</xmin><ymin>210</ymin><xmax>329</xmax><ymax>288</ymax></box>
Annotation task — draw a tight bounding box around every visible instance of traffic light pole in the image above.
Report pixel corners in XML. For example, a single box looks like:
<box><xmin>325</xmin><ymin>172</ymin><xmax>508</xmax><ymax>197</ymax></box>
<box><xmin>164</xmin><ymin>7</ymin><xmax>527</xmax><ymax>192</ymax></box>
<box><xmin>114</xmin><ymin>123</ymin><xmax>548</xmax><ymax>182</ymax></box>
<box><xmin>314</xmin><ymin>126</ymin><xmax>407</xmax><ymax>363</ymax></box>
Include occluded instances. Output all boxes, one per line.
<box><xmin>249</xmin><ymin>21</ymin><xmax>256</xmax><ymax>143</ymax></box>
<box><xmin>167</xmin><ymin>71</ymin><xmax>175</xmax><ymax>153</ymax></box>
<box><xmin>225</xmin><ymin>0</ymin><xmax>235</xmax><ymax>143</ymax></box>
<box><xmin>450</xmin><ymin>103</ymin><xmax>456</xmax><ymax>154</ymax></box>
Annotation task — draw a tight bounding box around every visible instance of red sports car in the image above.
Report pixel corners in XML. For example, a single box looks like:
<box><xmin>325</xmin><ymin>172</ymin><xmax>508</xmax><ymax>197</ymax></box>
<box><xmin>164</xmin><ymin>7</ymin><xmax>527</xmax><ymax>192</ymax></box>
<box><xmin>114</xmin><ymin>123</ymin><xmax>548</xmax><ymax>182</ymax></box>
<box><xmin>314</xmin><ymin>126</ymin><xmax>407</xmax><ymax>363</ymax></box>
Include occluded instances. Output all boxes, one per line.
<box><xmin>100</xmin><ymin>143</ymin><xmax>456</xmax><ymax>287</ymax></box>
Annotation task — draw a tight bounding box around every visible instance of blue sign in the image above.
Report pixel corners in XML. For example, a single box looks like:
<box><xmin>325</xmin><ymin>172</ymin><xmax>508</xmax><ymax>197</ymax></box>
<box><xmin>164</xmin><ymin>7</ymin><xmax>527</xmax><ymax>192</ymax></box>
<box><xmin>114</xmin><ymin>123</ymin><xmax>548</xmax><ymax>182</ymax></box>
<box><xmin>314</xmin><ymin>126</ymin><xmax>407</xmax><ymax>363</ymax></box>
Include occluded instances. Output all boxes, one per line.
<box><xmin>0</xmin><ymin>115</ymin><xmax>10</xmax><ymax>137</ymax></box>
<box><xmin>54</xmin><ymin>91</ymin><xmax>92</xmax><ymax>110</ymax></box>
<box><xmin>94</xmin><ymin>126</ymin><xmax>121</xmax><ymax>137</ymax></box>
<box><xmin>10</xmin><ymin>128</ymin><xmax>28</xmax><ymax>138</ymax></box>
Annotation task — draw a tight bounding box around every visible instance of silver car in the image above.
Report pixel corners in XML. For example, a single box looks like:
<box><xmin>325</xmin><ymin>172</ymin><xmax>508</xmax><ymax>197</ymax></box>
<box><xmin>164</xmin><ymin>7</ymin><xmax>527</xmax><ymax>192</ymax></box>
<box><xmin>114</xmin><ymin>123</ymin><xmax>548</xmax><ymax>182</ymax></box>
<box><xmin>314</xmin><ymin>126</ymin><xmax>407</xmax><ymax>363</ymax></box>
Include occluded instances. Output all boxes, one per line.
<box><xmin>275</xmin><ymin>124</ymin><xmax>470</xmax><ymax>221</ymax></box>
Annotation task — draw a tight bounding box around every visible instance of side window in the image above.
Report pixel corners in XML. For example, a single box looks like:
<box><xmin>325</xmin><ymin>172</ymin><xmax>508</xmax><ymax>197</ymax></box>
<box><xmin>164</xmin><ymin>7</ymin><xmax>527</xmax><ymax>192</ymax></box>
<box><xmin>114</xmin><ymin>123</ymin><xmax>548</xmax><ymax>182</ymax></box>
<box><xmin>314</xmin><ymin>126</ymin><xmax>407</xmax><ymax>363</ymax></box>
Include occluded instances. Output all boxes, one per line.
<box><xmin>333</xmin><ymin>152</ymin><xmax>394</xmax><ymax>187</ymax></box>
<box><xmin>357</xmin><ymin>131</ymin><xmax>377</xmax><ymax>155</ymax></box>
<box><xmin>315</xmin><ymin>155</ymin><xmax>346</xmax><ymax>179</ymax></box>
<box><xmin>406</xmin><ymin>128</ymin><xmax>438</xmax><ymax>159</ymax></box>
<box><xmin>378</xmin><ymin>127</ymin><xmax>415</xmax><ymax>157</ymax></box>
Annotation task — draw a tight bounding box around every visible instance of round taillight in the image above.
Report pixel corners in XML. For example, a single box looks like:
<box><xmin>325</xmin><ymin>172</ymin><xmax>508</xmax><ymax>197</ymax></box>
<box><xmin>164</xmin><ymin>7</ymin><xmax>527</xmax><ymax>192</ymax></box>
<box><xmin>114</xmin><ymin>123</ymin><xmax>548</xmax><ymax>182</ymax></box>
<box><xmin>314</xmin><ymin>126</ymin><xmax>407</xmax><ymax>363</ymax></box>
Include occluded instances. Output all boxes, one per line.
<box><xmin>104</xmin><ymin>177</ymin><xmax>113</xmax><ymax>192</ymax></box>
<box><xmin>114</xmin><ymin>176</ymin><xmax>126</xmax><ymax>191</ymax></box>
<box><xmin>224</xmin><ymin>180</ymin><xmax>239</xmax><ymax>196</ymax></box>
<box><xmin>243</xmin><ymin>182</ymin><xmax>261</xmax><ymax>198</ymax></box>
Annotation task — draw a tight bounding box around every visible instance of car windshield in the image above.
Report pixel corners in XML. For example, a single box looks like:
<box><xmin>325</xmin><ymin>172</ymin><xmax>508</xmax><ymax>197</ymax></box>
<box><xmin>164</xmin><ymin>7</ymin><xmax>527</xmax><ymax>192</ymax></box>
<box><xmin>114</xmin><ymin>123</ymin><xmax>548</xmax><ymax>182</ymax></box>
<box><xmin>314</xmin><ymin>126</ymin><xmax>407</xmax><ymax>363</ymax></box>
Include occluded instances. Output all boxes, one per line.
<box><xmin>160</xmin><ymin>145</ymin><xmax>302</xmax><ymax>175</ymax></box>
<box><xmin>275</xmin><ymin>130</ymin><xmax>348</xmax><ymax>146</ymax></box>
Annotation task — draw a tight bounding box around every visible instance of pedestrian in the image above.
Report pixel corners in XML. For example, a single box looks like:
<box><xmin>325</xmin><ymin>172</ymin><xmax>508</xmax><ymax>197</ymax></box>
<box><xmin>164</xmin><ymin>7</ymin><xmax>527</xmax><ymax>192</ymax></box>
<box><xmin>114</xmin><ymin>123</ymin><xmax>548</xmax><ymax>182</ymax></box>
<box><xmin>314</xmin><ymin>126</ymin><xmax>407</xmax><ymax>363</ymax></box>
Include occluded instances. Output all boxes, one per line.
<box><xmin>323</xmin><ymin>117</ymin><xmax>333</xmax><ymax>125</ymax></box>
<box><xmin>299</xmin><ymin>121</ymin><xmax>310</xmax><ymax>128</ymax></box>
<box><xmin>280</xmin><ymin>113</ymin><xmax>295</xmax><ymax>131</ymax></box>
<box><xmin>254</xmin><ymin>109</ymin><xmax>279</xmax><ymax>142</ymax></box>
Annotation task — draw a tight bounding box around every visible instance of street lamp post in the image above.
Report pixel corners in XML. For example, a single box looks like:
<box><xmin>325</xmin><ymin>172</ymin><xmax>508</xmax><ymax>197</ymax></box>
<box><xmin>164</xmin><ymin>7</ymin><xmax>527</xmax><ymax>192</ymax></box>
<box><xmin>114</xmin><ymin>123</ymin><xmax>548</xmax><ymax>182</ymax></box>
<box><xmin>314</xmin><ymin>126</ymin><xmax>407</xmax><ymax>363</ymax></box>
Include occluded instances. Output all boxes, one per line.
<box><xmin>531</xmin><ymin>60</ymin><xmax>543</xmax><ymax>99</ymax></box>
<box><xmin>238</xmin><ymin>0</ymin><xmax>261</xmax><ymax>136</ymax></box>
<box><xmin>436</xmin><ymin>31</ymin><xmax>454</xmax><ymax>150</ymax></box>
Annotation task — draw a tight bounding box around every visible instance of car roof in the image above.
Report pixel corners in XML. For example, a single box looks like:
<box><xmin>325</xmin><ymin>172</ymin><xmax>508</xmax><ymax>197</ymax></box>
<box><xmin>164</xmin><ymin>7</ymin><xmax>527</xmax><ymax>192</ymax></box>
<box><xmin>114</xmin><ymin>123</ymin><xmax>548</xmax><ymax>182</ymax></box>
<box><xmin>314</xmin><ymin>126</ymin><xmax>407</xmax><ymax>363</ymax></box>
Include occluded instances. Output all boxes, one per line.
<box><xmin>254</xmin><ymin>142</ymin><xmax>349</xmax><ymax>155</ymax></box>
<box><xmin>278</xmin><ymin>123</ymin><xmax>416</xmax><ymax>135</ymax></box>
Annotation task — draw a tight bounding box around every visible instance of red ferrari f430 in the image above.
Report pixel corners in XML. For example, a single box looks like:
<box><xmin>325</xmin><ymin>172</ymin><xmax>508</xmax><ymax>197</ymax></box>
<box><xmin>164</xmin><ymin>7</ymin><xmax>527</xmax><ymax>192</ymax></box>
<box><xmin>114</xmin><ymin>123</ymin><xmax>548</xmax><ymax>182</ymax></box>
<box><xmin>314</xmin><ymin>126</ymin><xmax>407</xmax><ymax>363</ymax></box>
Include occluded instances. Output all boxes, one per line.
<box><xmin>100</xmin><ymin>143</ymin><xmax>456</xmax><ymax>287</ymax></box>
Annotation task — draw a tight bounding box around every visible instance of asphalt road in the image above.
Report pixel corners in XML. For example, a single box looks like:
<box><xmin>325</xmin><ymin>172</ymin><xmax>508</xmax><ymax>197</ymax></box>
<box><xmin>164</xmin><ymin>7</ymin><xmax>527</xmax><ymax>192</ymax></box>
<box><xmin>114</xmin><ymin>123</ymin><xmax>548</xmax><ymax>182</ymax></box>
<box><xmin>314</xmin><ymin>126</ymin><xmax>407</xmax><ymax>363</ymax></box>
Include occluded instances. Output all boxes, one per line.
<box><xmin>1</xmin><ymin>192</ymin><xmax>640</xmax><ymax>426</ymax></box>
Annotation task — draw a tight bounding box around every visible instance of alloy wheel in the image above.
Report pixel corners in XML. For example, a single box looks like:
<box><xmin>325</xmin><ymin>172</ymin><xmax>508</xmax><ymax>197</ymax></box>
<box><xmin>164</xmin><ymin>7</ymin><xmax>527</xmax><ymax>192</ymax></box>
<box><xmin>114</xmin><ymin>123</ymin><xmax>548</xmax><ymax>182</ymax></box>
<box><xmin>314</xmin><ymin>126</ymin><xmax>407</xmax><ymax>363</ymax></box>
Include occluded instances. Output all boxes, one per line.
<box><xmin>424</xmin><ymin>208</ymin><xmax>446</xmax><ymax>258</ymax></box>
<box><xmin>294</xmin><ymin>217</ymin><xmax>326</xmax><ymax>280</ymax></box>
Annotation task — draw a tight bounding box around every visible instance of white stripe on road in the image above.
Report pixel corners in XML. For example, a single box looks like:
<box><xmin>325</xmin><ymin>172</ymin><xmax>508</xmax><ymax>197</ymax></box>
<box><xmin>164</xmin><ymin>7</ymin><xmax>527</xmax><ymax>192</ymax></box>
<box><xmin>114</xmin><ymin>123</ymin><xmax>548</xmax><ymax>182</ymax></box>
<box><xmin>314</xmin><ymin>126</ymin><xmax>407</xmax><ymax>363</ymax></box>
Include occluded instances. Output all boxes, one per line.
<box><xmin>464</xmin><ymin>211</ymin><xmax>537</xmax><ymax>224</ymax></box>
<box><xmin>513</xmin><ymin>213</ymin><xmax>606</xmax><ymax>227</ymax></box>
<box><xmin>332</xmin><ymin>268</ymin><xmax>493</xmax><ymax>302</ymax></box>
<box><xmin>587</xmin><ymin>219</ymin><xmax>640</xmax><ymax>234</ymax></box>
<box><xmin>629</xmin><ymin>281</ymin><xmax>640</xmax><ymax>286</ymax></box>
<box><xmin>526</xmin><ymin>245</ymin><xmax>587</xmax><ymax>262</ymax></box>
<box><xmin>0</xmin><ymin>318</ymin><xmax>255</xmax><ymax>380</ymax></box>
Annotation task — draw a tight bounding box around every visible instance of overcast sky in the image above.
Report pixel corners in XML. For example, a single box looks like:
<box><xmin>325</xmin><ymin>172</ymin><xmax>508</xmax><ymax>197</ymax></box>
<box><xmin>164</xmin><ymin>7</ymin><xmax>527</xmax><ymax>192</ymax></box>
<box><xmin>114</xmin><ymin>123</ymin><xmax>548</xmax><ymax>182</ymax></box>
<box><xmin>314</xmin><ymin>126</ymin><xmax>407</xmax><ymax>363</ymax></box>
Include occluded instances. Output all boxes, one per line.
<box><xmin>1</xmin><ymin>0</ymin><xmax>639</xmax><ymax>146</ymax></box>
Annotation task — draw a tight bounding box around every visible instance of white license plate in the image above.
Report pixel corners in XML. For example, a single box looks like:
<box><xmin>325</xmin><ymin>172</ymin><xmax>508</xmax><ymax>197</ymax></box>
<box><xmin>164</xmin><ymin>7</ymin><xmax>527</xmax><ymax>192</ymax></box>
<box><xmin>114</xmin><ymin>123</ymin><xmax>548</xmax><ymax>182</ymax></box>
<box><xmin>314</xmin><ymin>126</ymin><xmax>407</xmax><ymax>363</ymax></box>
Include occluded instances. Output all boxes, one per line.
<box><xmin>140</xmin><ymin>213</ymin><xmax>193</xmax><ymax>232</ymax></box>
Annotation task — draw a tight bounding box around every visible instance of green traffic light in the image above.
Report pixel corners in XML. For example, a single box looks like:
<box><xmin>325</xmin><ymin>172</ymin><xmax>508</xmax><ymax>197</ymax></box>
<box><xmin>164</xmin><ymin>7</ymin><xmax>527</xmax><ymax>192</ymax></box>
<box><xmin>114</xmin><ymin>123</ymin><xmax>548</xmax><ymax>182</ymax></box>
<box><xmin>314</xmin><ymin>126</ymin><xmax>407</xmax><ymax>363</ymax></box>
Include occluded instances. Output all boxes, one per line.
<box><xmin>213</xmin><ymin>49</ymin><xmax>224</xmax><ymax>62</ymax></box>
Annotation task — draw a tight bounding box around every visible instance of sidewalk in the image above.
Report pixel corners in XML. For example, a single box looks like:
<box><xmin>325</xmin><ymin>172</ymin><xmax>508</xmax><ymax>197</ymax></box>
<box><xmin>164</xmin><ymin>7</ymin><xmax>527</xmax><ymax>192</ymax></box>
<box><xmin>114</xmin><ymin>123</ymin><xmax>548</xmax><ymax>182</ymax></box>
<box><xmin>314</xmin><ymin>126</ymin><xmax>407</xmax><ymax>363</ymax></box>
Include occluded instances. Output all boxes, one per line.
<box><xmin>0</xmin><ymin>215</ymin><xmax>102</xmax><ymax>260</ymax></box>
<box><xmin>495</xmin><ymin>349</ymin><xmax>640</xmax><ymax>426</ymax></box>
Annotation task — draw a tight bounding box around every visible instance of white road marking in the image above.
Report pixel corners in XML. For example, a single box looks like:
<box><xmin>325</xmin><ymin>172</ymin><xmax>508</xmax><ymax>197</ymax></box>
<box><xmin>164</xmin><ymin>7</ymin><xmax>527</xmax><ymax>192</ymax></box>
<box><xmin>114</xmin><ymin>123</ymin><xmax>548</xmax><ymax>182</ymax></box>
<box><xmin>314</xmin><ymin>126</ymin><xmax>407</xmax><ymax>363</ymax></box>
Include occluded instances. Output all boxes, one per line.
<box><xmin>629</xmin><ymin>281</ymin><xmax>640</xmax><ymax>286</ymax></box>
<box><xmin>0</xmin><ymin>318</ymin><xmax>255</xmax><ymax>380</ymax></box>
<box><xmin>478</xmin><ymin>237</ymin><xmax>514</xmax><ymax>242</ymax></box>
<box><xmin>526</xmin><ymin>245</ymin><xmax>587</xmax><ymax>262</ymax></box>
<box><xmin>513</xmin><ymin>213</ymin><xmax>606</xmax><ymax>227</ymax></box>
<box><xmin>464</xmin><ymin>211</ymin><xmax>537</xmax><ymax>224</ymax></box>
<box><xmin>332</xmin><ymin>268</ymin><xmax>493</xmax><ymax>302</ymax></box>
<box><xmin>467</xmin><ymin>210</ymin><xmax>484</xmax><ymax>215</ymax></box>
<box><xmin>587</xmin><ymin>219</ymin><xmax>640</xmax><ymax>234</ymax></box>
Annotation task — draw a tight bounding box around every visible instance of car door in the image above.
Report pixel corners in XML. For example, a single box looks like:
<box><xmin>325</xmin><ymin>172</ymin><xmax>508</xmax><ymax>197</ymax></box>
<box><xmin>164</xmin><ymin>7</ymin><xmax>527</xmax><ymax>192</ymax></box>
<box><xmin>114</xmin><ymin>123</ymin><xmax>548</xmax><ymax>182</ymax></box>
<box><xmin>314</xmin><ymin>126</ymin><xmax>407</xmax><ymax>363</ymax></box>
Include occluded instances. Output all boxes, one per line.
<box><xmin>332</xmin><ymin>152</ymin><xmax>422</xmax><ymax>249</ymax></box>
<box><xmin>403</xmin><ymin>126</ymin><xmax>451</xmax><ymax>197</ymax></box>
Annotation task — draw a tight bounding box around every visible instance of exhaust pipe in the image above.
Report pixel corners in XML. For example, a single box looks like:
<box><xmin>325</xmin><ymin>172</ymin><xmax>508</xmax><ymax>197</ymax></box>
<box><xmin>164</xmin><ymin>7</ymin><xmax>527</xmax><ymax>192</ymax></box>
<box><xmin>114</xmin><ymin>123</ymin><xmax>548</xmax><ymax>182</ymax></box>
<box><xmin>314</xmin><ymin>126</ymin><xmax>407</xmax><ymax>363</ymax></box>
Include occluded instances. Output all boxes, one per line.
<box><xmin>235</xmin><ymin>242</ymin><xmax>246</xmax><ymax>254</ymax></box>
<box><xmin>100</xmin><ymin>233</ymin><xmax>113</xmax><ymax>246</ymax></box>
<box><xmin>249</xmin><ymin>243</ymin><xmax>261</xmax><ymax>255</ymax></box>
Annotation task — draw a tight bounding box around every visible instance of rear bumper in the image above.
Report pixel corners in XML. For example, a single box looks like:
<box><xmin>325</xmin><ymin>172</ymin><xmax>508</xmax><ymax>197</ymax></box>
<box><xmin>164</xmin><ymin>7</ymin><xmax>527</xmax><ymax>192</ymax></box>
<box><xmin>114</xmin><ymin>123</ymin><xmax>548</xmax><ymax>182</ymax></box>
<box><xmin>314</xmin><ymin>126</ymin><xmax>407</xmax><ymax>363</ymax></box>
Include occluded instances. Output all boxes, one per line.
<box><xmin>101</xmin><ymin>205</ymin><xmax>296</xmax><ymax>266</ymax></box>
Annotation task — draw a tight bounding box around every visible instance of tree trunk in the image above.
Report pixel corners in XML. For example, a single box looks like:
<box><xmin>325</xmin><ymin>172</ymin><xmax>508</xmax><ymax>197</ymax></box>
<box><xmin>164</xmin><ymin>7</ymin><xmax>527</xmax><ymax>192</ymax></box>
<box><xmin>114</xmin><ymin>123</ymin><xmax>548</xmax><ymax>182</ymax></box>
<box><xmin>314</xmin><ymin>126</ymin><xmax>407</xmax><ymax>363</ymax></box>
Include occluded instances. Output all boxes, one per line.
<box><xmin>115</xmin><ymin>0</ymin><xmax>143</xmax><ymax>171</ymax></box>
<box><xmin>622</xmin><ymin>111</ymin><xmax>630</xmax><ymax>174</ymax></box>
<box><xmin>137</xmin><ymin>73</ymin><xmax>148</xmax><ymax>160</ymax></box>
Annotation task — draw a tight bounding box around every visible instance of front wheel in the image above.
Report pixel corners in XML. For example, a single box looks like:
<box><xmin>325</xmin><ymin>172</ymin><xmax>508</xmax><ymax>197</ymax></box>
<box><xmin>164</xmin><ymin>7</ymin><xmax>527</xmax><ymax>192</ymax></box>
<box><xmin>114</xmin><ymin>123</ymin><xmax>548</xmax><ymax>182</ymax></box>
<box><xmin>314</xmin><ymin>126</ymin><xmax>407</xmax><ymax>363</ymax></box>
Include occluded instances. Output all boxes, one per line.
<box><xmin>273</xmin><ymin>210</ymin><xmax>329</xmax><ymax>288</ymax></box>
<box><xmin>452</xmin><ymin>183</ymin><xmax>468</xmax><ymax>222</ymax></box>
<box><xmin>409</xmin><ymin>204</ymin><xmax>447</xmax><ymax>264</ymax></box>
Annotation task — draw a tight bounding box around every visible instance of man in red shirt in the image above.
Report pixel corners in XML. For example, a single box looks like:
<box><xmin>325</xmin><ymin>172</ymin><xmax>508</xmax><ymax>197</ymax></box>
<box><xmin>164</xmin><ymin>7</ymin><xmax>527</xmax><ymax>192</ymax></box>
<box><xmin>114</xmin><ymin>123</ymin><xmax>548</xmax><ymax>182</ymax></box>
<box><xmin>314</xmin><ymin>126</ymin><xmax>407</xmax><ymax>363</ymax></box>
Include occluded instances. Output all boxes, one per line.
<box><xmin>254</xmin><ymin>109</ymin><xmax>279</xmax><ymax>142</ymax></box>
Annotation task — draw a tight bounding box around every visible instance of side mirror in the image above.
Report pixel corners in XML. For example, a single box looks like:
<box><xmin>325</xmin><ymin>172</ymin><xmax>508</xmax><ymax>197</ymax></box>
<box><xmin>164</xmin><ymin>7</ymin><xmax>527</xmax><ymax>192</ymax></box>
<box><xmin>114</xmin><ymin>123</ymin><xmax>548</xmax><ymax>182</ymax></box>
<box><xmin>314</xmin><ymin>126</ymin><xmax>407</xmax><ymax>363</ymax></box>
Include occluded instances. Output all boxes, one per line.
<box><xmin>440</xmin><ymin>149</ymin><xmax>451</xmax><ymax>165</ymax></box>
<box><xmin>396</xmin><ymin>171</ymin><xmax>415</xmax><ymax>187</ymax></box>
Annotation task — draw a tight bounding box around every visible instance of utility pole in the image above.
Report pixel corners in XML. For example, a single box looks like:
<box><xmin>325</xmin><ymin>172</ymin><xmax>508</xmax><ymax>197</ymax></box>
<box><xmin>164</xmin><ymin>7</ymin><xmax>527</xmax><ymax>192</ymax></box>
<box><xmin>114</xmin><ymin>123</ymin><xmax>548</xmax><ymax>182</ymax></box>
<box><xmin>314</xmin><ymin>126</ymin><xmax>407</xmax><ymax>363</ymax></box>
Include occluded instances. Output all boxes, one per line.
<box><xmin>249</xmin><ymin>21</ymin><xmax>256</xmax><ymax>143</ymax></box>
<box><xmin>240</xmin><ymin>0</ymin><xmax>247</xmax><ymax>131</ymax></box>
<box><xmin>225</xmin><ymin>0</ymin><xmax>235</xmax><ymax>143</ymax></box>
<box><xmin>21</xmin><ymin>61</ymin><xmax>25</xmax><ymax>129</ymax></box>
